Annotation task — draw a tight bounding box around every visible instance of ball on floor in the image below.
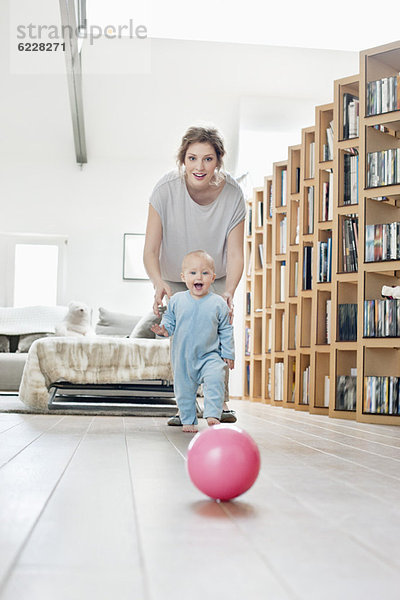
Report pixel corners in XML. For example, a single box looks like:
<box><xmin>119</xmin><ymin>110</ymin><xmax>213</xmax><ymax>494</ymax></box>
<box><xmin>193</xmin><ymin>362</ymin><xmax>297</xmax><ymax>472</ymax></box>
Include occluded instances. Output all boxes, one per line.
<box><xmin>187</xmin><ymin>424</ymin><xmax>260</xmax><ymax>501</ymax></box>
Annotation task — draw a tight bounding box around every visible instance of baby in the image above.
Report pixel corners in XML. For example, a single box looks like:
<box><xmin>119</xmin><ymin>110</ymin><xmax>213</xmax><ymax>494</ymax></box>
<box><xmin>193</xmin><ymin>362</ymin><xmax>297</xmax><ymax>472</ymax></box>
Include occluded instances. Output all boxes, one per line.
<box><xmin>151</xmin><ymin>250</ymin><xmax>234</xmax><ymax>433</ymax></box>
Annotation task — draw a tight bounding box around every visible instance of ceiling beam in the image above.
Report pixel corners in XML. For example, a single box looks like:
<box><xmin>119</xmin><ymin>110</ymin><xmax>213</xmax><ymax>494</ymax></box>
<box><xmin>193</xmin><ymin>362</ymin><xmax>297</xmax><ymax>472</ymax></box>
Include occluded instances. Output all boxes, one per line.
<box><xmin>59</xmin><ymin>0</ymin><xmax>87</xmax><ymax>165</ymax></box>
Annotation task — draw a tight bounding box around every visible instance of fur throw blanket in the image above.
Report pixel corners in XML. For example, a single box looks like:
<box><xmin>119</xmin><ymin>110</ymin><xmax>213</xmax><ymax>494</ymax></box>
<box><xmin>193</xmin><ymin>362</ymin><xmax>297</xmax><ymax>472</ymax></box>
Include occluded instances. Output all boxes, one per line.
<box><xmin>19</xmin><ymin>336</ymin><xmax>173</xmax><ymax>410</ymax></box>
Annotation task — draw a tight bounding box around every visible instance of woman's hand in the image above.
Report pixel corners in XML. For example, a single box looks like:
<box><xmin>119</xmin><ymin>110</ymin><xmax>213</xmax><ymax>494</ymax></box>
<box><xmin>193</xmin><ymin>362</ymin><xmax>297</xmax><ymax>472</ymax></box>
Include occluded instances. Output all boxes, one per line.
<box><xmin>224</xmin><ymin>358</ymin><xmax>234</xmax><ymax>370</ymax></box>
<box><xmin>222</xmin><ymin>291</ymin><xmax>234</xmax><ymax>324</ymax></box>
<box><xmin>153</xmin><ymin>280</ymin><xmax>172</xmax><ymax>316</ymax></box>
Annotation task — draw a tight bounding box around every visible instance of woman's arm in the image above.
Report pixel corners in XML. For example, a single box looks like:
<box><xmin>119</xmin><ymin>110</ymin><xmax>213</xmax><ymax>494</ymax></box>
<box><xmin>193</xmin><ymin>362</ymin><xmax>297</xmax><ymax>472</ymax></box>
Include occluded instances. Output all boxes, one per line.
<box><xmin>143</xmin><ymin>204</ymin><xmax>172</xmax><ymax>315</ymax></box>
<box><xmin>223</xmin><ymin>220</ymin><xmax>245</xmax><ymax>320</ymax></box>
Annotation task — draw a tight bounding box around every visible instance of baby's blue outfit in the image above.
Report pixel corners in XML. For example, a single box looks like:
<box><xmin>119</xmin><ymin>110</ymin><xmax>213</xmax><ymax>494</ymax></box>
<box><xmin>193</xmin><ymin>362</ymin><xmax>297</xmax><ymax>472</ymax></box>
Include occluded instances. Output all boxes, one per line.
<box><xmin>161</xmin><ymin>291</ymin><xmax>235</xmax><ymax>425</ymax></box>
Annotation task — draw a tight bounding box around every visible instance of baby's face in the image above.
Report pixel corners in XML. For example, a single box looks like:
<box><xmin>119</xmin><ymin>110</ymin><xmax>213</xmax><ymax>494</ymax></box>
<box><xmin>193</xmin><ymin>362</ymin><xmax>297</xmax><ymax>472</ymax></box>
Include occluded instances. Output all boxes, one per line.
<box><xmin>181</xmin><ymin>256</ymin><xmax>216</xmax><ymax>298</ymax></box>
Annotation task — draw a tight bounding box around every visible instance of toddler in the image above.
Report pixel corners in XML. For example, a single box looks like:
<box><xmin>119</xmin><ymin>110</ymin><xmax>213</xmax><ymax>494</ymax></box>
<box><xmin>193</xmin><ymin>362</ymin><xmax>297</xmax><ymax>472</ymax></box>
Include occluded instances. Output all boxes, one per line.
<box><xmin>151</xmin><ymin>250</ymin><xmax>234</xmax><ymax>433</ymax></box>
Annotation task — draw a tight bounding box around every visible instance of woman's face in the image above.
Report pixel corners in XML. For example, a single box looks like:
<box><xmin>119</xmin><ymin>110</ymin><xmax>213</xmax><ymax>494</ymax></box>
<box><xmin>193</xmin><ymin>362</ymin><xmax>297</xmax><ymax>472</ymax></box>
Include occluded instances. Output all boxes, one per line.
<box><xmin>184</xmin><ymin>142</ymin><xmax>219</xmax><ymax>188</ymax></box>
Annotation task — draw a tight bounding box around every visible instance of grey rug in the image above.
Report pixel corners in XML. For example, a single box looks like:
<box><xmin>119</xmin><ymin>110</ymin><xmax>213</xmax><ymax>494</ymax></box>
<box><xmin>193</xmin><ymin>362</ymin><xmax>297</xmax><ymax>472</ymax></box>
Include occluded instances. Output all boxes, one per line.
<box><xmin>0</xmin><ymin>395</ymin><xmax>178</xmax><ymax>417</ymax></box>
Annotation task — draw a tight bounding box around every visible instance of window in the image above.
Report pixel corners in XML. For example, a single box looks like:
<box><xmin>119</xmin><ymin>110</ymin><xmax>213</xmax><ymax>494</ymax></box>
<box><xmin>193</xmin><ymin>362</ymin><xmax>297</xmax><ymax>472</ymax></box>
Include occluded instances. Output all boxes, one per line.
<box><xmin>1</xmin><ymin>234</ymin><xmax>67</xmax><ymax>307</ymax></box>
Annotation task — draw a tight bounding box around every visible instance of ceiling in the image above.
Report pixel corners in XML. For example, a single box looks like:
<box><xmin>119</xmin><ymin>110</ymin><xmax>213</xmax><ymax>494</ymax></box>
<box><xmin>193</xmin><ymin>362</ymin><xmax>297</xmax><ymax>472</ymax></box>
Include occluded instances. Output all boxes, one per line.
<box><xmin>87</xmin><ymin>0</ymin><xmax>400</xmax><ymax>52</ymax></box>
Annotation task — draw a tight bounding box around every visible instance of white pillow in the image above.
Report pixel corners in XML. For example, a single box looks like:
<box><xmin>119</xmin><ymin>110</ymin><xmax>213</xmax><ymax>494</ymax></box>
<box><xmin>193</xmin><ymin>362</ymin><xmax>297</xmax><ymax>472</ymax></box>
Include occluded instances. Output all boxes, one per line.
<box><xmin>129</xmin><ymin>311</ymin><xmax>161</xmax><ymax>339</ymax></box>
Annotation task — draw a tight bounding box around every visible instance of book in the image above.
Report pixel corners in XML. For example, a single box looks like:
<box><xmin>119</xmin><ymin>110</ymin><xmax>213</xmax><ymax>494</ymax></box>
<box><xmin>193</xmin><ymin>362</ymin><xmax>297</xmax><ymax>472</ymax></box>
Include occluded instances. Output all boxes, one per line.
<box><xmin>281</xmin><ymin>169</ymin><xmax>287</xmax><ymax>206</ymax></box>
<box><xmin>247</xmin><ymin>207</ymin><xmax>252</xmax><ymax>236</ymax></box>
<box><xmin>309</xmin><ymin>142</ymin><xmax>315</xmax><ymax>178</ymax></box>
<box><xmin>326</xmin><ymin>299</ymin><xmax>331</xmax><ymax>344</ymax></box>
<box><xmin>280</xmin><ymin>216</ymin><xmax>287</xmax><ymax>254</ymax></box>
<box><xmin>295</xmin><ymin>167</ymin><xmax>301</xmax><ymax>194</ymax></box>
<box><xmin>307</xmin><ymin>187</ymin><xmax>314</xmax><ymax>233</ymax></box>
<box><xmin>257</xmin><ymin>200</ymin><xmax>263</xmax><ymax>227</ymax></box>
<box><xmin>343</xmin><ymin>92</ymin><xmax>359</xmax><ymax>139</ymax></box>
<box><xmin>336</xmin><ymin>375</ymin><xmax>357</xmax><ymax>410</ymax></box>
<box><xmin>303</xmin><ymin>246</ymin><xmax>312</xmax><ymax>290</ymax></box>
<box><xmin>280</xmin><ymin>261</ymin><xmax>286</xmax><ymax>302</ymax></box>
<box><xmin>258</xmin><ymin>244</ymin><xmax>264</xmax><ymax>268</ymax></box>
<box><xmin>324</xmin><ymin>376</ymin><xmax>330</xmax><ymax>408</ymax></box>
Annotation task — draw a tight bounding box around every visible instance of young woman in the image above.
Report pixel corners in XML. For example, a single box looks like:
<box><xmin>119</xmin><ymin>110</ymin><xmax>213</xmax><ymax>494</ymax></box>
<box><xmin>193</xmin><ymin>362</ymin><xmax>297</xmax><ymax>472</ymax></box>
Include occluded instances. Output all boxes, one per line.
<box><xmin>143</xmin><ymin>126</ymin><xmax>245</xmax><ymax>425</ymax></box>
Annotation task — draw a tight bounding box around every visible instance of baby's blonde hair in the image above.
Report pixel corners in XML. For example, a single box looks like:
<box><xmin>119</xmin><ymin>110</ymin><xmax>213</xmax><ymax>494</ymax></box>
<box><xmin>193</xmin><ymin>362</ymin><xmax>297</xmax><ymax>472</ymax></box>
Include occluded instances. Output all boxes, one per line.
<box><xmin>182</xmin><ymin>250</ymin><xmax>215</xmax><ymax>272</ymax></box>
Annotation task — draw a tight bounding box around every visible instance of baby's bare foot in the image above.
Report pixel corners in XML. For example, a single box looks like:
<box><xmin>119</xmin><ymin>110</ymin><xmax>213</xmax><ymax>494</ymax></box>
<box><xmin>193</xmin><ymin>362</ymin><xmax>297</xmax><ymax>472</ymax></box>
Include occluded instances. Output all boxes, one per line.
<box><xmin>206</xmin><ymin>417</ymin><xmax>220</xmax><ymax>427</ymax></box>
<box><xmin>182</xmin><ymin>424</ymin><xmax>198</xmax><ymax>433</ymax></box>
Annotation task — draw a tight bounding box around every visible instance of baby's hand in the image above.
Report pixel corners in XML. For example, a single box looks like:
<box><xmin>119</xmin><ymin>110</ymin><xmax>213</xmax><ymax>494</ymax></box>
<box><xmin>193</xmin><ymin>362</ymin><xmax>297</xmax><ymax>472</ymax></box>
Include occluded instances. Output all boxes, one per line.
<box><xmin>223</xmin><ymin>358</ymin><xmax>234</xmax><ymax>370</ymax></box>
<box><xmin>151</xmin><ymin>323</ymin><xmax>169</xmax><ymax>337</ymax></box>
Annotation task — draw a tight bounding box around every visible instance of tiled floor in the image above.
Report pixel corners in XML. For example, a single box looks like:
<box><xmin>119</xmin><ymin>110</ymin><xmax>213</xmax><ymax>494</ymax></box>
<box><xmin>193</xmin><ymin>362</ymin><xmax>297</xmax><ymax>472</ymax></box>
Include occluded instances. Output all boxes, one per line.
<box><xmin>1</xmin><ymin>399</ymin><xmax>400</xmax><ymax>599</ymax></box>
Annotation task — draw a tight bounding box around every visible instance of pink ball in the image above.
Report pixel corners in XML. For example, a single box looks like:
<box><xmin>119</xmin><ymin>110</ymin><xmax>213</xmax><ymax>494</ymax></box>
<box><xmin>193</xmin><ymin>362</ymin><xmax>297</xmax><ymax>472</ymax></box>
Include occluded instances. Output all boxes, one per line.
<box><xmin>187</xmin><ymin>424</ymin><xmax>261</xmax><ymax>501</ymax></box>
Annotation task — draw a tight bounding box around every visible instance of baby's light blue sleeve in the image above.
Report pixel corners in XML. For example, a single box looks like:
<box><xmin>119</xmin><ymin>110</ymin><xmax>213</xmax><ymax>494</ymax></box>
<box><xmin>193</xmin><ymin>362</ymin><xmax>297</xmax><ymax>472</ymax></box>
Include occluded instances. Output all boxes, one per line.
<box><xmin>161</xmin><ymin>299</ymin><xmax>176</xmax><ymax>336</ymax></box>
<box><xmin>218</xmin><ymin>303</ymin><xmax>235</xmax><ymax>360</ymax></box>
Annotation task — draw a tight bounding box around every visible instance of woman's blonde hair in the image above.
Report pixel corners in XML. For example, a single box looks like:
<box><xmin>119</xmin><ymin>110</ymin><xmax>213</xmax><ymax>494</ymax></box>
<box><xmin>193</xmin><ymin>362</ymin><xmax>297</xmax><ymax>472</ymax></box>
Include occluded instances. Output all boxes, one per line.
<box><xmin>177</xmin><ymin>126</ymin><xmax>226</xmax><ymax>185</ymax></box>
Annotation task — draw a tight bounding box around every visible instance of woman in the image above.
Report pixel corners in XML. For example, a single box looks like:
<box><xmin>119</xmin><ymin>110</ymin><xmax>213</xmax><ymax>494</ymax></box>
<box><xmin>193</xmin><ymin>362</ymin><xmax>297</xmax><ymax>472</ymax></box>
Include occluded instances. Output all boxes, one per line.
<box><xmin>143</xmin><ymin>126</ymin><xmax>245</xmax><ymax>425</ymax></box>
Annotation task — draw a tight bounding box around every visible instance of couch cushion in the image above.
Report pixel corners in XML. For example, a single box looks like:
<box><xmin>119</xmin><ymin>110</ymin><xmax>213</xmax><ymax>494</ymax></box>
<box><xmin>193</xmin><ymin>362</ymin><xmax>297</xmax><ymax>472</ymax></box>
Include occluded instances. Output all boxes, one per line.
<box><xmin>0</xmin><ymin>306</ymin><xmax>67</xmax><ymax>335</ymax></box>
<box><xmin>95</xmin><ymin>307</ymin><xmax>141</xmax><ymax>336</ymax></box>
<box><xmin>129</xmin><ymin>311</ymin><xmax>162</xmax><ymax>339</ymax></box>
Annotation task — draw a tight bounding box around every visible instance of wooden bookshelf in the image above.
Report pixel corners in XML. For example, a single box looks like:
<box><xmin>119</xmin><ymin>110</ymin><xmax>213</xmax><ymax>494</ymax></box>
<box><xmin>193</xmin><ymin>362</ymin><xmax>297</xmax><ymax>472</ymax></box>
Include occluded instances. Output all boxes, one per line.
<box><xmin>243</xmin><ymin>39</ymin><xmax>400</xmax><ymax>426</ymax></box>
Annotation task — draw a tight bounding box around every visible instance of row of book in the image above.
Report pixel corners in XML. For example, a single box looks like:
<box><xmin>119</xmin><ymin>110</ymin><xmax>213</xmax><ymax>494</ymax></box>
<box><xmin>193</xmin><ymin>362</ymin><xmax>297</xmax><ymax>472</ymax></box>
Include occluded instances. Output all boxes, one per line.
<box><xmin>305</xmin><ymin>187</ymin><xmax>314</xmax><ymax>234</ymax></box>
<box><xmin>341</xmin><ymin>216</ymin><xmax>358</xmax><ymax>273</ymax></box>
<box><xmin>292</xmin><ymin>260</ymin><xmax>299</xmax><ymax>297</ymax></box>
<box><xmin>308</xmin><ymin>142</ymin><xmax>315</xmax><ymax>179</ymax></box>
<box><xmin>258</xmin><ymin>243</ymin><xmax>264</xmax><ymax>268</ymax></box>
<box><xmin>367</xmin><ymin>148</ymin><xmax>400</xmax><ymax>188</ymax></box>
<box><xmin>367</xmin><ymin>75</ymin><xmax>400</xmax><ymax>116</ymax></box>
<box><xmin>343</xmin><ymin>149</ymin><xmax>359</xmax><ymax>205</ymax></box>
<box><xmin>338</xmin><ymin>303</ymin><xmax>357</xmax><ymax>341</ymax></box>
<box><xmin>364</xmin><ymin>376</ymin><xmax>400</xmax><ymax>415</ymax></box>
<box><xmin>365</xmin><ymin>222</ymin><xmax>400</xmax><ymax>262</ymax></box>
<box><xmin>279</xmin><ymin>262</ymin><xmax>286</xmax><ymax>303</ymax></box>
<box><xmin>343</xmin><ymin>93</ymin><xmax>359</xmax><ymax>140</ymax></box>
<box><xmin>364</xmin><ymin>299</ymin><xmax>400</xmax><ymax>337</ymax></box>
<box><xmin>257</xmin><ymin>200</ymin><xmax>263</xmax><ymax>228</ymax></box>
<box><xmin>294</xmin><ymin>167</ymin><xmax>301</xmax><ymax>194</ymax></box>
<box><xmin>279</xmin><ymin>216</ymin><xmax>287</xmax><ymax>254</ymax></box>
<box><xmin>321</xmin><ymin>171</ymin><xmax>333</xmax><ymax>221</ymax></box>
<box><xmin>280</xmin><ymin>169</ymin><xmax>287</xmax><ymax>206</ymax></box>
<box><xmin>303</xmin><ymin>246</ymin><xmax>313</xmax><ymax>290</ymax></box>
<box><xmin>267</xmin><ymin>184</ymin><xmax>273</xmax><ymax>219</ymax></box>
<box><xmin>302</xmin><ymin>365</ymin><xmax>310</xmax><ymax>404</ymax></box>
<box><xmin>336</xmin><ymin>374</ymin><xmax>357</xmax><ymax>410</ymax></box>
<box><xmin>274</xmin><ymin>362</ymin><xmax>284</xmax><ymax>401</ymax></box>
<box><xmin>246</xmin><ymin>291</ymin><xmax>251</xmax><ymax>315</ymax></box>
<box><xmin>247</xmin><ymin>207</ymin><xmax>252</xmax><ymax>236</ymax></box>
<box><xmin>325</xmin><ymin>299</ymin><xmax>332</xmax><ymax>345</ymax></box>
<box><xmin>322</xmin><ymin>121</ymin><xmax>334</xmax><ymax>161</ymax></box>
<box><xmin>244</xmin><ymin>327</ymin><xmax>251</xmax><ymax>356</ymax></box>
<box><xmin>293</xmin><ymin>205</ymin><xmax>300</xmax><ymax>244</ymax></box>
<box><xmin>316</xmin><ymin>238</ymin><xmax>332</xmax><ymax>283</ymax></box>
<box><xmin>322</xmin><ymin>375</ymin><xmax>330</xmax><ymax>408</ymax></box>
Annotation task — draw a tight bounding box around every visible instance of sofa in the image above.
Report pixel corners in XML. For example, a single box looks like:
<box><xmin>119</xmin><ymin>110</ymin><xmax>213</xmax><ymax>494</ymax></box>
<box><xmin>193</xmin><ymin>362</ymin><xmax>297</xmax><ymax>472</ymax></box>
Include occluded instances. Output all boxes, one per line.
<box><xmin>0</xmin><ymin>305</ymin><xmax>68</xmax><ymax>392</ymax></box>
<box><xmin>0</xmin><ymin>305</ymin><xmax>160</xmax><ymax>393</ymax></box>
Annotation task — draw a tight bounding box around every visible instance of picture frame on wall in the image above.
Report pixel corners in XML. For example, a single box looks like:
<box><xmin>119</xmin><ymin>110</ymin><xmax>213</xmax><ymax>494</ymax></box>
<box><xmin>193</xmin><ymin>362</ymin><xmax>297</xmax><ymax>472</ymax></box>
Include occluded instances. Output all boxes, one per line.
<box><xmin>123</xmin><ymin>233</ymin><xmax>148</xmax><ymax>280</ymax></box>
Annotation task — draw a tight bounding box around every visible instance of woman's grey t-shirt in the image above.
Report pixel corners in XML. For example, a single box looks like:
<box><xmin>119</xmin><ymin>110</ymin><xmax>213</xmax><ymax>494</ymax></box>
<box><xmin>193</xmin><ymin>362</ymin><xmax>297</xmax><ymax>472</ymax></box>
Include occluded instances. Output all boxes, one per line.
<box><xmin>149</xmin><ymin>170</ymin><xmax>246</xmax><ymax>282</ymax></box>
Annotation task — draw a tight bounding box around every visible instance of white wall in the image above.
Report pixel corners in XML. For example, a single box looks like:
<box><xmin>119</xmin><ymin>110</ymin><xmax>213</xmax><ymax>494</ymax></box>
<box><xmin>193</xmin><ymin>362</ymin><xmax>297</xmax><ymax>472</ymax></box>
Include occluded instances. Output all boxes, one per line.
<box><xmin>1</xmin><ymin>1</ymin><xmax>360</xmax><ymax>394</ymax></box>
